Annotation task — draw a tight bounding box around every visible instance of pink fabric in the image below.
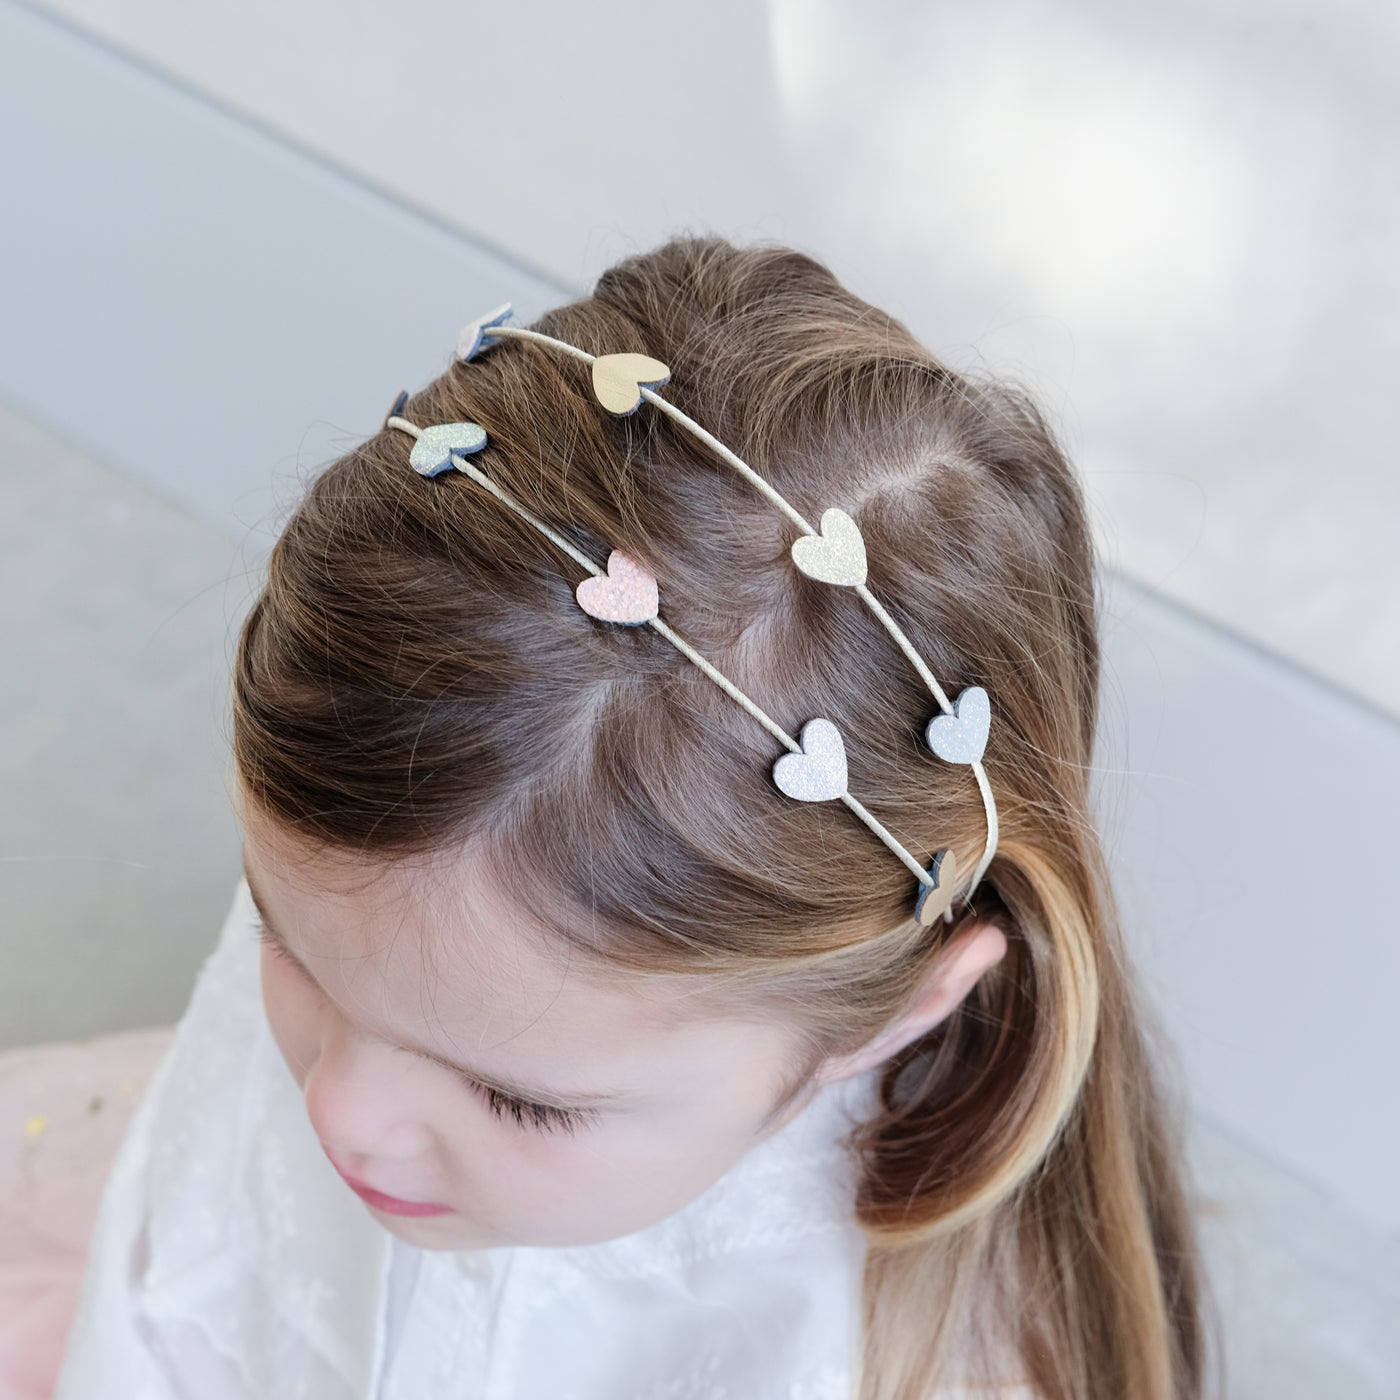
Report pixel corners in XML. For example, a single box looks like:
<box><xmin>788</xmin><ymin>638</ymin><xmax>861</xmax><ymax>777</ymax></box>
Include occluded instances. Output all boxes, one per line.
<box><xmin>0</xmin><ymin>1030</ymin><xmax>173</xmax><ymax>1400</ymax></box>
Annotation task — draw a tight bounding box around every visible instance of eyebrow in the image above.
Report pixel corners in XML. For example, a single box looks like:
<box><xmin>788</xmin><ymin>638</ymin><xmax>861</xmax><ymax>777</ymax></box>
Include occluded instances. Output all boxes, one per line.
<box><xmin>242</xmin><ymin>868</ymin><xmax>626</xmax><ymax>1110</ymax></box>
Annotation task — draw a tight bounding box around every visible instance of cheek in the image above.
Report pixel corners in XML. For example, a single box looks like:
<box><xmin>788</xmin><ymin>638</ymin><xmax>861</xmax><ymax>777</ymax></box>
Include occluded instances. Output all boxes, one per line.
<box><xmin>482</xmin><ymin>1099</ymin><xmax>780</xmax><ymax>1247</ymax></box>
<box><xmin>259</xmin><ymin>946</ymin><xmax>324</xmax><ymax>1088</ymax></box>
<box><xmin>563</xmin><ymin>1065</ymin><xmax>806</xmax><ymax>1223</ymax></box>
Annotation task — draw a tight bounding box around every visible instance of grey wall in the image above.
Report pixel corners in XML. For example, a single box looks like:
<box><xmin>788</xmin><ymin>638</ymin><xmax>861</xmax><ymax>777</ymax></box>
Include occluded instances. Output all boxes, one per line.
<box><xmin>0</xmin><ymin>0</ymin><xmax>567</xmax><ymax>547</ymax></box>
<box><xmin>24</xmin><ymin>0</ymin><xmax>1400</xmax><ymax>720</ymax></box>
<box><xmin>1097</xmin><ymin>575</ymin><xmax>1400</xmax><ymax>1229</ymax></box>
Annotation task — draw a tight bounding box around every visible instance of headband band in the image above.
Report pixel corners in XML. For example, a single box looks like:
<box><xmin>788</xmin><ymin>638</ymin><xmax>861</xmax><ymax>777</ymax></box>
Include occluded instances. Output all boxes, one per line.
<box><xmin>382</xmin><ymin>305</ymin><xmax>999</xmax><ymax>925</ymax></box>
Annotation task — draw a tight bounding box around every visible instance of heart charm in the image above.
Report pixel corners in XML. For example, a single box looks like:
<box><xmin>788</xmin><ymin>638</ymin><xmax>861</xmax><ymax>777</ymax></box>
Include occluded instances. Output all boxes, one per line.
<box><xmin>592</xmin><ymin>353</ymin><xmax>672</xmax><ymax>416</ymax></box>
<box><xmin>790</xmin><ymin>507</ymin><xmax>867</xmax><ymax>587</ymax></box>
<box><xmin>455</xmin><ymin>303</ymin><xmax>513</xmax><ymax>362</ymax></box>
<box><xmin>772</xmin><ymin>718</ymin><xmax>848</xmax><ymax>803</ymax></box>
<box><xmin>925</xmin><ymin>686</ymin><xmax>991</xmax><ymax>765</ymax></box>
<box><xmin>575</xmin><ymin>550</ymin><xmax>659</xmax><ymax>626</ymax></box>
<box><xmin>914</xmin><ymin>849</ymin><xmax>959</xmax><ymax>926</ymax></box>
<box><xmin>409</xmin><ymin>422</ymin><xmax>489</xmax><ymax>476</ymax></box>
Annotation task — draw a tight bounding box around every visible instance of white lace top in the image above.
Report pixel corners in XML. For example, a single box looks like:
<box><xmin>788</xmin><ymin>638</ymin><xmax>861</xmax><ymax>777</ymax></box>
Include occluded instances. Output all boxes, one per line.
<box><xmin>54</xmin><ymin>883</ymin><xmax>884</xmax><ymax>1400</ymax></box>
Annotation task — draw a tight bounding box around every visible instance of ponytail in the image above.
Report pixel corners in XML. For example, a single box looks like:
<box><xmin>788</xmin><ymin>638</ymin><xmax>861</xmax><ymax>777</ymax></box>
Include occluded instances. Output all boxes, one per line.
<box><xmin>856</xmin><ymin>839</ymin><xmax>1204</xmax><ymax>1399</ymax></box>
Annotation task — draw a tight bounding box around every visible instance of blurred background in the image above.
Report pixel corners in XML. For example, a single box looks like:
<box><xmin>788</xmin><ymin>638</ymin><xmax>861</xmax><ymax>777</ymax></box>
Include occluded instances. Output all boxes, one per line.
<box><xmin>0</xmin><ymin>0</ymin><xmax>1396</xmax><ymax>1392</ymax></box>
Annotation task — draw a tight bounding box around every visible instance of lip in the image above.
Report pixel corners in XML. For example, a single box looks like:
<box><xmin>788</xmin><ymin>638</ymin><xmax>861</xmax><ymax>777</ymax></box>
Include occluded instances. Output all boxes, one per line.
<box><xmin>330</xmin><ymin>1163</ymin><xmax>453</xmax><ymax>1219</ymax></box>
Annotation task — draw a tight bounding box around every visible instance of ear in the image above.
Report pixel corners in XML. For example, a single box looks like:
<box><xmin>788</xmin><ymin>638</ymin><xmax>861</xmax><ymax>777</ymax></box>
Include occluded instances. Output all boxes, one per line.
<box><xmin>814</xmin><ymin>921</ymin><xmax>1008</xmax><ymax>1085</ymax></box>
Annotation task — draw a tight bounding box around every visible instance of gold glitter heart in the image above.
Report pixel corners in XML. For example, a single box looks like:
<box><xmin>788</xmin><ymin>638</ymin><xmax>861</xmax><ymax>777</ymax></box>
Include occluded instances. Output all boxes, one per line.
<box><xmin>592</xmin><ymin>353</ymin><xmax>672</xmax><ymax>416</ymax></box>
<box><xmin>575</xmin><ymin>551</ymin><xmax>659</xmax><ymax>625</ymax></box>
<box><xmin>914</xmin><ymin>849</ymin><xmax>959</xmax><ymax>926</ymax></box>
<box><xmin>790</xmin><ymin>508</ymin><xmax>867</xmax><ymax>587</ymax></box>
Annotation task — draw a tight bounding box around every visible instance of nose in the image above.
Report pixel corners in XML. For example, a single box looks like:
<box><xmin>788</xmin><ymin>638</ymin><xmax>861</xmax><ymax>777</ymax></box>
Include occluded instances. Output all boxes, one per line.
<box><xmin>301</xmin><ymin>1028</ymin><xmax>435</xmax><ymax>1162</ymax></box>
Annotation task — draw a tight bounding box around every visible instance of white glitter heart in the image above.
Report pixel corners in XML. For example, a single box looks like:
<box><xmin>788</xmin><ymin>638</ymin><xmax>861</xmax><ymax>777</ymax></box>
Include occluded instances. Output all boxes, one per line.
<box><xmin>455</xmin><ymin>304</ymin><xmax>513</xmax><ymax>362</ymax></box>
<box><xmin>772</xmin><ymin>718</ymin><xmax>848</xmax><ymax>802</ymax></box>
<box><xmin>925</xmin><ymin>686</ymin><xmax>991</xmax><ymax>765</ymax></box>
<box><xmin>790</xmin><ymin>507</ymin><xmax>867</xmax><ymax>587</ymax></box>
<box><xmin>409</xmin><ymin>422</ymin><xmax>488</xmax><ymax>476</ymax></box>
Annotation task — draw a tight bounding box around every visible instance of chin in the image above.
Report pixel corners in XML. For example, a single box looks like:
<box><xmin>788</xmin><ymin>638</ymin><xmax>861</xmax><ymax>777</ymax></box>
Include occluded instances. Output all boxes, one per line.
<box><xmin>368</xmin><ymin>1207</ymin><xmax>505</xmax><ymax>1251</ymax></box>
<box><xmin>363</xmin><ymin>1188</ymin><xmax>710</xmax><ymax>1252</ymax></box>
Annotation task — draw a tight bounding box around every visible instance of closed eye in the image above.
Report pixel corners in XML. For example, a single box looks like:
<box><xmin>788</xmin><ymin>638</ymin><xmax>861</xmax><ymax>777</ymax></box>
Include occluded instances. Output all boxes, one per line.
<box><xmin>255</xmin><ymin>912</ymin><xmax>595</xmax><ymax>1137</ymax></box>
<box><xmin>254</xmin><ymin>915</ymin><xmax>296</xmax><ymax>965</ymax></box>
<box><xmin>254</xmin><ymin>918</ymin><xmax>314</xmax><ymax>980</ymax></box>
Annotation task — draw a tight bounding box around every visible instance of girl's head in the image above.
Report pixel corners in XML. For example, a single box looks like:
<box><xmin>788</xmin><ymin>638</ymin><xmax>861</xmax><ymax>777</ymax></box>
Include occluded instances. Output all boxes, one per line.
<box><xmin>235</xmin><ymin>239</ymin><xmax>1201</xmax><ymax>1397</ymax></box>
<box><xmin>242</xmin><ymin>804</ymin><xmax>1004</xmax><ymax>1250</ymax></box>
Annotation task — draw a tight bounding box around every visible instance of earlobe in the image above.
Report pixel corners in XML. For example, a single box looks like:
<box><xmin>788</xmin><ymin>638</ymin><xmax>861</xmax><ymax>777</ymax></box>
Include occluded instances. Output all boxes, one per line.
<box><xmin>814</xmin><ymin>921</ymin><xmax>1008</xmax><ymax>1085</ymax></box>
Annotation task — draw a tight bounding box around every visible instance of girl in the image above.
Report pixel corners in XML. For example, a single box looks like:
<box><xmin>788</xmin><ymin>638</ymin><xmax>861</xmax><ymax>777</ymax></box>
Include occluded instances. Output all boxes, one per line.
<box><xmin>54</xmin><ymin>238</ymin><xmax>1204</xmax><ymax>1399</ymax></box>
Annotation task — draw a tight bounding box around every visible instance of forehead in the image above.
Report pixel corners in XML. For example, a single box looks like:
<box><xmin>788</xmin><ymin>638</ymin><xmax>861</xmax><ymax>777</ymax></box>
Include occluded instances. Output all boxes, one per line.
<box><xmin>239</xmin><ymin>811</ymin><xmax>772</xmax><ymax>1075</ymax></box>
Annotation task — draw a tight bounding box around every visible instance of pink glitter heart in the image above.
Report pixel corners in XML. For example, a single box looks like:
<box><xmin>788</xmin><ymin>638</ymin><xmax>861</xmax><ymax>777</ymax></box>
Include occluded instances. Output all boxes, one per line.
<box><xmin>575</xmin><ymin>551</ymin><xmax>659</xmax><ymax>625</ymax></box>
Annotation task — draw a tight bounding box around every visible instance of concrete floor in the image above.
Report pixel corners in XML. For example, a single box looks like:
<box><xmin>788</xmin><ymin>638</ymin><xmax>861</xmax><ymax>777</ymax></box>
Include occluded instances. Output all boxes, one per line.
<box><xmin>0</xmin><ymin>403</ymin><xmax>245</xmax><ymax>1047</ymax></box>
<box><xmin>1190</xmin><ymin>1115</ymin><xmax>1400</xmax><ymax>1398</ymax></box>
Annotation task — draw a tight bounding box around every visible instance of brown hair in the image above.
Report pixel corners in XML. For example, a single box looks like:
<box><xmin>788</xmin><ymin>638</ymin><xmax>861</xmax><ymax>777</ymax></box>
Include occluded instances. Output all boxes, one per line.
<box><xmin>234</xmin><ymin>238</ymin><xmax>1205</xmax><ymax>1399</ymax></box>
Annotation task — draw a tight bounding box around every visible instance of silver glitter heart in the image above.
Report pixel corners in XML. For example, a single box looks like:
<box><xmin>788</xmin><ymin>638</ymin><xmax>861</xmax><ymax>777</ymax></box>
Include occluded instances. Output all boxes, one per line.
<box><xmin>455</xmin><ymin>304</ymin><xmax>513</xmax><ymax>362</ymax></box>
<box><xmin>772</xmin><ymin>718</ymin><xmax>848</xmax><ymax>802</ymax></box>
<box><xmin>790</xmin><ymin>507</ymin><xmax>867</xmax><ymax>587</ymax></box>
<box><xmin>925</xmin><ymin>686</ymin><xmax>991</xmax><ymax>765</ymax></box>
<box><xmin>914</xmin><ymin>848</ymin><xmax>959</xmax><ymax>926</ymax></box>
<box><xmin>409</xmin><ymin>422</ymin><xmax>489</xmax><ymax>476</ymax></box>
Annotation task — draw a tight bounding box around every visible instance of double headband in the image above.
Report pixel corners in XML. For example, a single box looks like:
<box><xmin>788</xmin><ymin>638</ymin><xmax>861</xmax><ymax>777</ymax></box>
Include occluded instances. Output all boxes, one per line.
<box><xmin>385</xmin><ymin>305</ymin><xmax>998</xmax><ymax>926</ymax></box>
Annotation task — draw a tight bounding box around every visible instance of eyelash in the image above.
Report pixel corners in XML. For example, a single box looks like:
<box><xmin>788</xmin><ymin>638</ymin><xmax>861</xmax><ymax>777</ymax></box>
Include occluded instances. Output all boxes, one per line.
<box><xmin>472</xmin><ymin>1083</ymin><xmax>592</xmax><ymax>1136</ymax></box>
<box><xmin>254</xmin><ymin>916</ymin><xmax>591</xmax><ymax>1137</ymax></box>
<box><xmin>253</xmin><ymin>918</ymin><xmax>287</xmax><ymax>956</ymax></box>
